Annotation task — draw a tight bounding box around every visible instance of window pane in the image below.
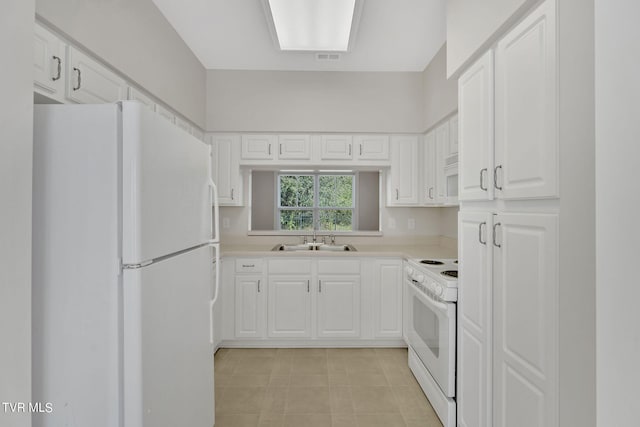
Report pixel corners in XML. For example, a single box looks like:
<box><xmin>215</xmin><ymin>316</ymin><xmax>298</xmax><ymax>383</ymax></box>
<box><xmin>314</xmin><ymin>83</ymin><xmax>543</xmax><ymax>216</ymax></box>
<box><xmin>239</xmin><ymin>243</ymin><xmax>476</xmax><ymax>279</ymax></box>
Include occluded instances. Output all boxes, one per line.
<box><xmin>319</xmin><ymin>209</ymin><xmax>353</xmax><ymax>231</ymax></box>
<box><xmin>279</xmin><ymin>175</ymin><xmax>314</xmax><ymax>207</ymax></box>
<box><xmin>319</xmin><ymin>175</ymin><xmax>353</xmax><ymax>208</ymax></box>
<box><xmin>279</xmin><ymin>210</ymin><xmax>314</xmax><ymax>230</ymax></box>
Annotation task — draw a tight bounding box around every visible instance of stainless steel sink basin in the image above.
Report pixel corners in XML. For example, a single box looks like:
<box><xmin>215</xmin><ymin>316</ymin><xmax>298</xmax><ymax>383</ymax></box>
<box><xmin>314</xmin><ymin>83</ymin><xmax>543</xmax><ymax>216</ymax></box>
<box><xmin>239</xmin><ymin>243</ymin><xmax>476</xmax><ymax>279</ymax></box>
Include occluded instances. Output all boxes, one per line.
<box><xmin>271</xmin><ymin>243</ymin><xmax>356</xmax><ymax>252</ymax></box>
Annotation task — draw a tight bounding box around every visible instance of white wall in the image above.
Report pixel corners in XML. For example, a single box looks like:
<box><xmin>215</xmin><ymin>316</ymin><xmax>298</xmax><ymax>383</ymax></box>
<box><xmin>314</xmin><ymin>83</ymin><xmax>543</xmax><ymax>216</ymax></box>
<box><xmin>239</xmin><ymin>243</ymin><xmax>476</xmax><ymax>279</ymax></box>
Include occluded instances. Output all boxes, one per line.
<box><xmin>557</xmin><ymin>0</ymin><xmax>596</xmax><ymax>424</ymax></box>
<box><xmin>206</xmin><ymin>70</ymin><xmax>424</xmax><ymax>133</ymax></box>
<box><xmin>422</xmin><ymin>44</ymin><xmax>459</xmax><ymax>131</ymax></box>
<box><xmin>595</xmin><ymin>1</ymin><xmax>640</xmax><ymax>425</ymax></box>
<box><xmin>0</xmin><ymin>1</ymin><xmax>34</xmax><ymax>426</ymax></box>
<box><xmin>36</xmin><ymin>0</ymin><xmax>207</xmax><ymax>127</ymax></box>
<box><xmin>446</xmin><ymin>0</ymin><xmax>537</xmax><ymax>77</ymax></box>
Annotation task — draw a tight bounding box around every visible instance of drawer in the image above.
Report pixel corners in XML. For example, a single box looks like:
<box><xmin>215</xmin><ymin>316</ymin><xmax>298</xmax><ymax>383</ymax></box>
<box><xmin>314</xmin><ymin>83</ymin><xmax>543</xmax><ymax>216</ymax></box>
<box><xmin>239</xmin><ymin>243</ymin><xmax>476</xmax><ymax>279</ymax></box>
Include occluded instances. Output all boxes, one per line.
<box><xmin>235</xmin><ymin>258</ymin><xmax>263</xmax><ymax>273</ymax></box>
<box><xmin>318</xmin><ymin>259</ymin><xmax>360</xmax><ymax>275</ymax></box>
<box><xmin>268</xmin><ymin>259</ymin><xmax>312</xmax><ymax>275</ymax></box>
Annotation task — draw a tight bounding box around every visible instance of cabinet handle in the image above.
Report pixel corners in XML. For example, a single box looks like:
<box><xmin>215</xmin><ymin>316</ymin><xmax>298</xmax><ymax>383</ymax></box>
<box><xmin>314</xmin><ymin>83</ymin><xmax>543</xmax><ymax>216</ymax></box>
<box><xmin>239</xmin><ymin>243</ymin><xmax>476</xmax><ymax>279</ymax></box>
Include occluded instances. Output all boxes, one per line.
<box><xmin>479</xmin><ymin>222</ymin><xmax>487</xmax><ymax>245</ymax></box>
<box><xmin>72</xmin><ymin>67</ymin><xmax>81</xmax><ymax>91</ymax></box>
<box><xmin>493</xmin><ymin>222</ymin><xmax>502</xmax><ymax>248</ymax></box>
<box><xmin>480</xmin><ymin>168</ymin><xmax>488</xmax><ymax>191</ymax></box>
<box><xmin>279</xmin><ymin>144</ymin><xmax>282</xmax><ymax>155</ymax></box>
<box><xmin>231</xmin><ymin>188</ymin><xmax>234</xmax><ymax>200</ymax></box>
<box><xmin>396</xmin><ymin>189</ymin><xmax>399</xmax><ymax>200</ymax></box>
<box><xmin>318</xmin><ymin>280</ymin><xmax>322</xmax><ymax>293</ymax></box>
<box><xmin>348</xmin><ymin>144</ymin><xmax>352</xmax><ymax>156</ymax></box>
<box><xmin>429</xmin><ymin>187</ymin><xmax>434</xmax><ymax>200</ymax></box>
<box><xmin>307</xmin><ymin>280</ymin><xmax>310</xmax><ymax>293</ymax></box>
<box><xmin>268</xmin><ymin>144</ymin><xmax>271</xmax><ymax>155</ymax></box>
<box><xmin>494</xmin><ymin>165</ymin><xmax>503</xmax><ymax>190</ymax></box>
<box><xmin>359</xmin><ymin>144</ymin><xmax>363</xmax><ymax>156</ymax></box>
<box><xmin>257</xmin><ymin>279</ymin><xmax>261</xmax><ymax>293</ymax></box>
<box><xmin>52</xmin><ymin>56</ymin><xmax>61</xmax><ymax>81</ymax></box>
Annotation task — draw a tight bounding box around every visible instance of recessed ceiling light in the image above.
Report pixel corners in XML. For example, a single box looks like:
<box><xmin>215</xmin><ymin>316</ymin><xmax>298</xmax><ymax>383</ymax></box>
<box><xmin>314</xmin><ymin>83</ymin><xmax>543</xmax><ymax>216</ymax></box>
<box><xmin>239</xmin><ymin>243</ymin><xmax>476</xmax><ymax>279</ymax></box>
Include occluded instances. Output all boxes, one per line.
<box><xmin>267</xmin><ymin>0</ymin><xmax>357</xmax><ymax>52</ymax></box>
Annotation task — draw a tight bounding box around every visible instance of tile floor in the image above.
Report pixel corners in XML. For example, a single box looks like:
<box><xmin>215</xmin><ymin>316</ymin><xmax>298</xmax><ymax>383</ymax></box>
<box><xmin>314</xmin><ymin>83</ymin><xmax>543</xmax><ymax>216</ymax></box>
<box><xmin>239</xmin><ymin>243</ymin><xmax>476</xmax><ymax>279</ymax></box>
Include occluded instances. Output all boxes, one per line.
<box><xmin>214</xmin><ymin>347</ymin><xmax>443</xmax><ymax>427</ymax></box>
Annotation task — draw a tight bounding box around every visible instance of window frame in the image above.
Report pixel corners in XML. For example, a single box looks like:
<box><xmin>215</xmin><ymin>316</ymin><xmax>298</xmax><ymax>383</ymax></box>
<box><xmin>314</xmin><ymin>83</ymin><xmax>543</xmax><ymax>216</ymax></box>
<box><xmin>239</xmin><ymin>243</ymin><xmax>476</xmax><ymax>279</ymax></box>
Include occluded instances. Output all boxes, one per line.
<box><xmin>275</xmin><ymin>172</ymin><xmax>358</xmax><ymax>232</ymax></box>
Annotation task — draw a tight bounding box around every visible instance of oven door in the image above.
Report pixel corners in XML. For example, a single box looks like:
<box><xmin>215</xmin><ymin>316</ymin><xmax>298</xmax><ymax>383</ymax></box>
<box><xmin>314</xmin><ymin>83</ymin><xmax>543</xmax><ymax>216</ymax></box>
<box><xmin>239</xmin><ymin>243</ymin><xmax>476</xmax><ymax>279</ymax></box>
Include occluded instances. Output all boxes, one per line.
<box><xmin>405</xmin><ymin>278</ymin><xmax>456</xmax><ymax>397</ymax></box>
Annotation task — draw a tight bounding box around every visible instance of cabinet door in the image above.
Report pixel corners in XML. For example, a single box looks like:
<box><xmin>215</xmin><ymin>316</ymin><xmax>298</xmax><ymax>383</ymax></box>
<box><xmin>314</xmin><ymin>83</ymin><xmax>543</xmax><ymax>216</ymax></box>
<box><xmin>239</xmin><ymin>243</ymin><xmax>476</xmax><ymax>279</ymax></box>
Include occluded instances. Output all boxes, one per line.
<box><xmin>495</xmin><ymin>0</ymin><xmax>557</xmax><ymax>200</ymax></box>
<box><xmin>493</xmin><ymin>212</ymin><xmax>558</xmax><ymax>427</ymax></box>
<box><xmin>127</xmin><ymin>87</ymin><xmax>156</xmax><ymax>111</ymax></box>
<box><xmin>234</xmin><ymin>275</ymin><xmax>265</xmax><ymax>339</ymax></box>
<box><xmin>320</xmin><ymin>135</ymin><xmax>353</xmax><ymax>160</ymax></box>
<box><xmin>241</xmin><ymin>135</ymin><xmax>277</xmax><ymax>160</ymax></box>
<box><xmin>458</xmin><ymin>211</ymin><xmax>493</xmax><ymax>427</ymax></box>
<box><xmin>278</xmin><ymin>135</ymin><xmax>311</xmax><ymax>160</ymax></box>
<box><xmin>459</xmin><ymin>50</ymin><xmax>495</xmax><ymax>201</ymax></box>
<box><xmin>388</xmin><ymin>135</ymin><xmax>419</xmax><ymax>206</ymax></box>
<box><xmin>210</xmin><ymin>134</ymin><xmax>242</xmax><ymax>206</ymax></box>
<box><xmin>421</xmin><ymin>132</ymin><xmax>438</xmax><ymax>205</ymax></box>
<box><xmin>373</xmin><ymin>261</ymin><xmax>403</xmax><ymax>338</ymax></box>
<box><xmin>267</xmin><ymin>276</ymin><xmax>312</xmax><ymax>338</ymax></box>
<box><xmin>34</xmin><ymin>23</ymin><xmax>66</xmax><ymax>102</ymax></box>
<box><xmin>66</xmin><ymin>47</ymin><xmax>126</xmax><ymax>104</ymax></box>
<box><xmin>434</xmin><ymin>123</ymin><xmax>449</xmax><ymax>203</ymax></box>
<box><xmin>317</xmin><ymin>276</ymin><xmax>360</xmax><ymax>338</ymax></box>
<box><xmin>355</xmin><ymin>135</ymin><xmax>390</xmax><ymax>160</ymax></box>
<box><xmin>448</xmin><ymin>114</ymin><xmax>459</xmax><ymax>156</ymax></box>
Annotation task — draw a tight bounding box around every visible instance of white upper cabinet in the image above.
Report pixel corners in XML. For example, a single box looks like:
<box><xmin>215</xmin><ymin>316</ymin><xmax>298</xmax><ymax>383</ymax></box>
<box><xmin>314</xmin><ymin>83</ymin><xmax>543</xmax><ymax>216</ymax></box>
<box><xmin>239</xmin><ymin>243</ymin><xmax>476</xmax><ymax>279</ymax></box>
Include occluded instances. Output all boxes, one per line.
<box><xmin>459</xmin><ymin>50</ymin><xmax>495</xmax><ymax>201</ymax></box>
<box><xmin>278</xmin><ymin>135</ymin><xmax>311</xmax><ymax>160</ymax></box>
<box><xmin>388</xmin><ymin>135</ymin><xmax>419</xmax><ymax>206</ymax></box>
<box><xmin>434</xmin><ymin>123</ymin><xmax>450</xmax><ymax>203</ymax></box>
<box><xmin>34</xmin><ymin>23</ymin><xmax>66</xmax><ymax>102</ymax></box>
<box><xmin>66</xmin><ymin>47</ymin><xmax>127</xmax><ymax>104</ymax></box>
<box><xmin>320</xmin><ymin>135</ymin><xmax>353</xmax><ymax>160</ymax></box>
<box><xmin>209</xmin><ymin>134</ymin><xmax>243</xmax><ymax>206</ymax></box>
<box><xmin>354</xmin><ymin>135</ymin><xmax>390</xmax><ymax>160</ymax></box>
<box><xmin>241</xmin><ymin>134</ymin><xmax>277</xmax><ymax>160</ymax></box>
<box><xmin>127</xmin><ymin>87</ymin><xmax>156</xmax><ymax>111</ymax></box>
<box><xmin>421</xmin><ymin>131</ymin><xmax>438</xmax><ymax>205</ymax></box>
<box><xmin>495</xmin><ymin>0</ymin><xmax>558</xmax><ymax>200</ymax></box>
<box><xmin>449</xmin><ymin>114</ymin><xmax>459</xmax><ymax>156</ymax></box>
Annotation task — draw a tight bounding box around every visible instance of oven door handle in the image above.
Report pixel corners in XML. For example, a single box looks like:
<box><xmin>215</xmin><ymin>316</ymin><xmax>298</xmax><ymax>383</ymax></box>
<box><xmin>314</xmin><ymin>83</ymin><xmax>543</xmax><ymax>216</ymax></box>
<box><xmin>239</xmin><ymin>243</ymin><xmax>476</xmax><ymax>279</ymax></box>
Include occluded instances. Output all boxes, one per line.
<box><xmin>408</xmin><ymin>280</ymin><xmax>450</xmax><ymax>313</ymax></box>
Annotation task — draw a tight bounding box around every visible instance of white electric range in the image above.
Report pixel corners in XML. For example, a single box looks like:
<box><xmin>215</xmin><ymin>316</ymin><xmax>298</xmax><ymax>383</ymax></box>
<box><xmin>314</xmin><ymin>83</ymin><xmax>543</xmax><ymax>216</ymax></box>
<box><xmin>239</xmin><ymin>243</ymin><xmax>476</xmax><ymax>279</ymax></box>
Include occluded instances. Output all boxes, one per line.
<box><xmin>404</xmin><ymin>258</ymin><xmax>458</xmax><ymax>427</ymax></box>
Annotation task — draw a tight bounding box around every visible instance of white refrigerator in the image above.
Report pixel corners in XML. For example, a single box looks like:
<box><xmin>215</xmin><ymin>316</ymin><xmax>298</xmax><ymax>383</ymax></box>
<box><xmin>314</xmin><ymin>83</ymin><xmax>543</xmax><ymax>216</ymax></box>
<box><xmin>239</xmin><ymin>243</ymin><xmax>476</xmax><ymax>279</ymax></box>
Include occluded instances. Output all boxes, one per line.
<box><xmin>32</xmin><ymin>102</ymin><xmax>220</xmax><ymax>427</ymax></box>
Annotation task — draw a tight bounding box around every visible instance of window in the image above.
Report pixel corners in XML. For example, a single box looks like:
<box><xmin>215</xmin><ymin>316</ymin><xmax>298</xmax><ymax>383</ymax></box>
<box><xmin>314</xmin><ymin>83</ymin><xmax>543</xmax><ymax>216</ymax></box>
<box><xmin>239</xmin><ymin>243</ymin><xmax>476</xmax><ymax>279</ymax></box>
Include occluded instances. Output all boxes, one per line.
<box><xmin>278</xmin><ymin>173</ymin><xmax>355</xmax><ymax>231</ymax></box>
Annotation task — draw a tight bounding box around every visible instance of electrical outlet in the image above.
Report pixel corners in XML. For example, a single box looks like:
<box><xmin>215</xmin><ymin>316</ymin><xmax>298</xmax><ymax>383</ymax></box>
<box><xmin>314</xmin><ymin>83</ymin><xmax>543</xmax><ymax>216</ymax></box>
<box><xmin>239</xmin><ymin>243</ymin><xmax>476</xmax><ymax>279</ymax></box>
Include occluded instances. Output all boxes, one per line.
<box><xmin>222</xmin><ymin>217</ymin><xmax>230</xmax><ymax>229</ymax></box>
<box><xmin>388</xmin><ymin>218</ymin><xmax>396</xmax><ymax>229</ymax></box>
<box><xmin>408</xmin><ymin>218</ymin><xmax>415</xmax><ymax>230</ymax></box>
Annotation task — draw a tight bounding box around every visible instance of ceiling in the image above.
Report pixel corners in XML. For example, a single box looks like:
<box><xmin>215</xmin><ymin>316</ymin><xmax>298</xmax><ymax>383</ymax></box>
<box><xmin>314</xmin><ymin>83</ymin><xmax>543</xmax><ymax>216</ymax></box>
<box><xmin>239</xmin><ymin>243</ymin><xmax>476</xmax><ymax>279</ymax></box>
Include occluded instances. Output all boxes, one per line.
<box><xmin>151</xmin><ymin>0</ymin><xmax>446</xmax><ymax>72</ymax></box>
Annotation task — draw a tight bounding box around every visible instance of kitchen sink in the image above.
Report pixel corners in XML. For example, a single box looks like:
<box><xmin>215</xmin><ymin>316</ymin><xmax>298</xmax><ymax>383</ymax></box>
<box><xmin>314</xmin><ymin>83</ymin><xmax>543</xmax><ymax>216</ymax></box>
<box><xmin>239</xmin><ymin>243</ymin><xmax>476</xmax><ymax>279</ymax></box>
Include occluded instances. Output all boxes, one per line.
<box><xmin>271</xmin><ymin>243</ymin><xmax>356</xmax><ymax>252</ymax></box>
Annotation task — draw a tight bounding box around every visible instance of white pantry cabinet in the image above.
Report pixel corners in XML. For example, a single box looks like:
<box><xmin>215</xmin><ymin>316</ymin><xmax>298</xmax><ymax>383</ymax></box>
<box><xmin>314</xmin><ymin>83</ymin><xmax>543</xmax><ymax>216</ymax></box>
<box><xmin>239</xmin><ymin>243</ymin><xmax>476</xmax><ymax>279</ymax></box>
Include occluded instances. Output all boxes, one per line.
<box><xmin>459</xmin><ymin>50</ymin><xmax>495</xmax><ymax>202</ymax></box>
<box><xmin>209</xmin><ymin>134</ymin><xmax>243</xmax><ymax>206</ymax></box>
<box><xmin>354</xmin><ymin>135</ymin><xmax>390</xmax><ymax>160</ymax></box>
<box><xmin>66</xmin><ymin>47</ymin><xmax>127</xmax><ymax>104</ymax></box>
<box><xmin>241</xmin><ymin>134</ymin><xmax>277</xmax><ymax>160</ymax></box>
<box><xmin>267</xmin><ymin>276</ymin><xmax>313</xmax><ymax>338</ymax></box>
<box><xmin>33</xmin><ymin>23</ymin><xmax>66</xmax><ymax>103</ymax></box>
<box><xmin>320</xmin><ymin>135</ymin><xmax>354</xmax><ymax>160</ymax></box>
<box><xmin>278</xmin><ymin>135</ymin><xmax>311</xmax><ymax>160</ymax></box>
<box><xmin>388</xmin><ymin>135</ymin><xmax>419</xmax><ymax>206</ymax></box>
<box><xmin>460</xmin><ymin>0</ymin><xmax>558</xmax><ymax>202</ymax></box>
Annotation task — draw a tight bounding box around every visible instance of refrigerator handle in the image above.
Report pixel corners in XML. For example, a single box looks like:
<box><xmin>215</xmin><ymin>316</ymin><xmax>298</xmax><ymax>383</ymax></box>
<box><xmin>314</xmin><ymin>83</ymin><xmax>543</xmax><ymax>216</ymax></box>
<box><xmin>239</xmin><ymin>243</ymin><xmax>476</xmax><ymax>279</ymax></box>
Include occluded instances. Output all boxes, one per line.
<box><xmin>209</xmin><ymin>180</ymin><xmax>220</xmax><ymax>243</ymax></box>
<box><xmin>209</xmin><ymin>243</ymin><xmax>220</xmax><ymax>345</ymax></box>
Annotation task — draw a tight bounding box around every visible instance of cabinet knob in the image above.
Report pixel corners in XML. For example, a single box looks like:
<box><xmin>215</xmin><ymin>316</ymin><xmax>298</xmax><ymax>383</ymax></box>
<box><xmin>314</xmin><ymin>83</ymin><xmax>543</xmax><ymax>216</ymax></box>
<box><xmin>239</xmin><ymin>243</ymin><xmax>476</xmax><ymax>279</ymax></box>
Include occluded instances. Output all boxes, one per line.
<box><xmin>479</xmin><ymin>222</ymin><xmax>487</xmax><ymax>245</ymax></box>
<box><xmin>72</xmin><ymin>67</ymin><xmax>81</xmax><ymax>91</ymax></box>
<box><xmin>493</xmin><ymin>222</ymin><xmax>502</xmax><ymax>248</ymax></box>
<box><xmin>494</xmin><ymin>165</ymin><xmax>503</xmax><ymax>191</ymax></box>
<box><xmin>480</xmin><ymin>168</ymin><xmax>488</xmax><ymax>191</ymax></box>
<box><xmin>52</xmin><ymin>56</ymin><xmax>62</xmax><ymax>81</ymax></box>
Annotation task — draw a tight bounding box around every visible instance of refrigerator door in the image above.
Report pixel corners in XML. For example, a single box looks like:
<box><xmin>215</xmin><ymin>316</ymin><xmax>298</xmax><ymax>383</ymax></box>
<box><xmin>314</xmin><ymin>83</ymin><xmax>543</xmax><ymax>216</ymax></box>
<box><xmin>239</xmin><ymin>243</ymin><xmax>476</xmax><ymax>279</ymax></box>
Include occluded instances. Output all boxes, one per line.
<box><xmin>123</xmin><ymin>245</ymin><xmax>215</xmax><ymax>427</ymax></box>
<box><xmin>122</xmin><ymin>101</ymin><xmax>214</xmax><ymax>264</ymax></box>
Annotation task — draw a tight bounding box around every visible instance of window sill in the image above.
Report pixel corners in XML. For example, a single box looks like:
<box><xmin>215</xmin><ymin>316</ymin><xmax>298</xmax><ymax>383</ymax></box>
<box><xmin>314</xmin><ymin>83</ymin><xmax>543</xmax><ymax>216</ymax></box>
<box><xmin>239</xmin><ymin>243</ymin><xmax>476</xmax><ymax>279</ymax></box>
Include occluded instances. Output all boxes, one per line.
<box><xmin>247</xmin><ymin>230</ymin><xmax>383</xmax><ymax>237</ymax></box>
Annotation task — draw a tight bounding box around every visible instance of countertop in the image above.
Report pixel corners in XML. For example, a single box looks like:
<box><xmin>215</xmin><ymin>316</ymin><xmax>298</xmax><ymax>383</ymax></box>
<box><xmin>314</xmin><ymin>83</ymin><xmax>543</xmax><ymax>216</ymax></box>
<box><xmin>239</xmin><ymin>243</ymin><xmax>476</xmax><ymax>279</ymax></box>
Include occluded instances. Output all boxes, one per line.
<box><xmin>220</xmin><ymin>243</ymin><xmax>457</xmax><ymax>260</ymax></box>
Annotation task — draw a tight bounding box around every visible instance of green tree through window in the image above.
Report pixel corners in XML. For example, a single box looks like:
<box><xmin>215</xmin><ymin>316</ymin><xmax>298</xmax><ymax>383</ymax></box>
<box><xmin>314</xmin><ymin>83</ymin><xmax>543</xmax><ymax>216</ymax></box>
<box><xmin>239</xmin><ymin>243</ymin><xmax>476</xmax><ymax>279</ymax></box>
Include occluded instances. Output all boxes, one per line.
<box><xmin>278</xmin><ymin>174</ymin><xmax>355</xmax><ymax>231</ymax></box>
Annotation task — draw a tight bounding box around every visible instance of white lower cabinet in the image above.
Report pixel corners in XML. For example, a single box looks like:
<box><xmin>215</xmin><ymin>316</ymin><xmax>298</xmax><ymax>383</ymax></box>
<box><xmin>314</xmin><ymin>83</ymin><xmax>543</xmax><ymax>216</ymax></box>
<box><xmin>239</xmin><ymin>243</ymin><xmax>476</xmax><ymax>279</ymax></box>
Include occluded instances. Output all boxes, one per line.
<box><xmin>267</xmin><ymin>276</ymin><xmax>312</xmax><ymax>338</ymax></box>
<box><xmin>234</xmin><ymin>275</ymin><xmax>265</xmax><ymax>339</ymax></box>
<box><xmin>373</xmin><ymin>260</ymin><xmax>403</xmax><ymax>338</ymax></box>
<box><xmin>457</xmin><ymin>211</ymin><xmax>558</xmax><ymax>427</ymax></box>
<box><xmin>317</xmin><ymin>275</ymin><xmax>360</xmax><ymax>338</ymax></box>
